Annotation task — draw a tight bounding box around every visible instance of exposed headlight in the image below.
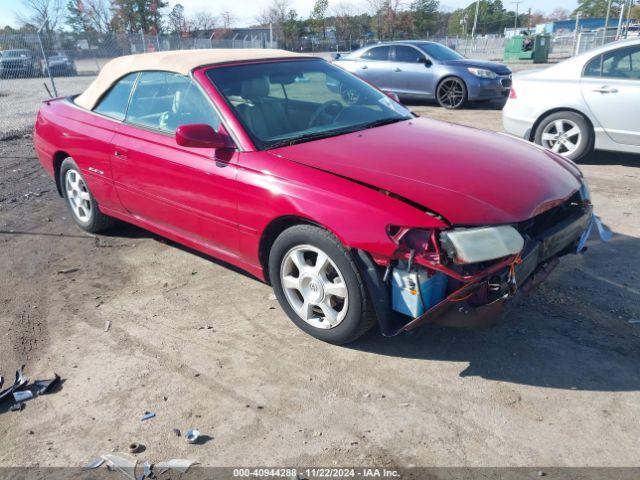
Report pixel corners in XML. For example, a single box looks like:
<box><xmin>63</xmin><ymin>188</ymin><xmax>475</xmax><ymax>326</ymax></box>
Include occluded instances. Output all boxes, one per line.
<box><xmin>440</xmin><ymin>226</ymin><xmax>524</xmax><ymax>264</ymax></box>
<box><xmin>467</xmin><ymin>67</ymin><xmax>497</xmax><ymax>79</ymax></box>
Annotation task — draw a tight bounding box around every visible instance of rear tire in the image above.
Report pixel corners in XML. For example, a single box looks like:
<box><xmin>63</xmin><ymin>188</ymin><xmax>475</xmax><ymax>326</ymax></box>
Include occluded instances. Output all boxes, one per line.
<box><xmin>534</xmin><ymin>111</ymin><xmax>593</xmax><ymax>161</ymax></box>
<box><xmin>268</xmin><ymin>225</ymin><xmax>376</xmax><ymax>344</ymax></box>
<box><xmin>60</xmin><ymin>157</ymin><xmax>115</xmax><ymax>233</ymax></box>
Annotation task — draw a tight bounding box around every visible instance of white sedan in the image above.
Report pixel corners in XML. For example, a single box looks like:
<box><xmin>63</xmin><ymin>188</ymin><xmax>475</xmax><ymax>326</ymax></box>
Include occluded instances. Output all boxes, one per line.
<box><xmin>503</xmin><ymin>39</ymin><xmax>640</xmax><ymax>160</ymax></box>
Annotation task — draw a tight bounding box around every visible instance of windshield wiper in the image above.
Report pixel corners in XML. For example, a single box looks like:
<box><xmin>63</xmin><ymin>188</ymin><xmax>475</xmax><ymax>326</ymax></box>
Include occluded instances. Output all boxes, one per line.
<box><xmin>266</xmin><ymin>117</ymin><xmax>407</xmax><ymax>150</ymax></box>
<box><xmin>267</xmin><ymin>127</ymin><xmax>359</xmax><ymax>149</ymax></box>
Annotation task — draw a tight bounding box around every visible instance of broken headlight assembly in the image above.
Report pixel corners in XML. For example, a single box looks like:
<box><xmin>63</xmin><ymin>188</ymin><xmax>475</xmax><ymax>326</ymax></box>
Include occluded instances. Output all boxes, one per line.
<box><xmin>439</xmin><ymin>226</ymin><xmax>524</xmax><ymax>265</ymax></box>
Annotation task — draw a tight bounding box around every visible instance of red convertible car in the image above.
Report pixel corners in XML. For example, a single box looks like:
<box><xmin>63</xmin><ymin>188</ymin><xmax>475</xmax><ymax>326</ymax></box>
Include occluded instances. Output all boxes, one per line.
<box><xmin>34</xmin><ymin>49</ymin><xmax>596</xmax><ymax>344</ymax></box>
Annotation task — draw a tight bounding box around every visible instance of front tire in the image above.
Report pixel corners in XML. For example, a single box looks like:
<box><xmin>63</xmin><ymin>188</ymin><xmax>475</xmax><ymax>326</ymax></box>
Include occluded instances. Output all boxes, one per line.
<box><xmin>436</xmin><ymin>77</ymin><xmax>467</xmax><ymax>109</ymax></box>
<box><xmin>534</xmin><ymin>111</ymin><xmax>593</xmax><ymax>161</ymax></box>
<box><xmin>60</xmin><ymin>158</ymin><xmax>115</xmax><ymax>233</ymax></box>
<box><xmin>268</xmin><ymin>225</ymin><xmax>375</xmax><ymax>344</ymax></box>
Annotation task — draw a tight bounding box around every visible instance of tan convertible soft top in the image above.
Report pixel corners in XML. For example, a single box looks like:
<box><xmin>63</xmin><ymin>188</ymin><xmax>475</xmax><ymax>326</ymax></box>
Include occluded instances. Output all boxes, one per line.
<box><xmin>74</xmin><ymin>48</ymin><xmax>310</xmax><ymax>110</ymax></box>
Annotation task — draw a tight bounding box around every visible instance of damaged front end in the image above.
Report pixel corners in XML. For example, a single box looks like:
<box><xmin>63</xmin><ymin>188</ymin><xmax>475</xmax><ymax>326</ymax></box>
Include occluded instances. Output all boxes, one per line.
<box><xmin>355</xmin><ymin>188</ymin><xmax>607</xmax><ymax>336</ymax></box>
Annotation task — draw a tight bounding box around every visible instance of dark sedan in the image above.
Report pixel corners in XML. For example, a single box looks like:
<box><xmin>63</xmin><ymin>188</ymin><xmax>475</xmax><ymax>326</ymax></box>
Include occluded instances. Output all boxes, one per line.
<box><xmin>0</xmin><ymin>49</ymin><xmax>40</xmax><ymax>78</ymax></box>
<box><xmin>334</xmin><ymin>41</ymin><xmax>512</xmax><ymax>109</ymax></box>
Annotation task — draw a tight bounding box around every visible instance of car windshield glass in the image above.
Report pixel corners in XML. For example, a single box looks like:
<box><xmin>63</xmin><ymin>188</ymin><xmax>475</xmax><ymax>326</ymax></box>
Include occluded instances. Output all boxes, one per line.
<box><xmin>418</xmin><ymin>43</ymin><xmax>464</xmax><ymax>61</ymax></box>
<box><xmin>205</xmin><ymin>59</ymin><xmax>412</xmax><ymax>150</ymax></box>
<box><xmin>5</xmin><ymin>50</ymin><xmax>30</xmax><ymax>58</ymax></box>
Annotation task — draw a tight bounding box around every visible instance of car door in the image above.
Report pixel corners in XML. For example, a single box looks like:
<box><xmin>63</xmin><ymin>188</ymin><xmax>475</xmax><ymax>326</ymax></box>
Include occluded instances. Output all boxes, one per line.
<box><xmin>109</xmin><ymin>71</ymin><xmax>241</xmax><ymax>255</ymax></box>
<box><xmin>580</xmin><ymin>44</ymin><xmax>640</xmax><ymax>146</ymax></box>
<box><xmin>354</xmin><ymin>45</ymin><xmax>393</xmax><ymax>91</ymax></box>
<box><xmin>390</xmin><ymin>45</ymin><xmax>435</xmax><ymax>96</ymax></box>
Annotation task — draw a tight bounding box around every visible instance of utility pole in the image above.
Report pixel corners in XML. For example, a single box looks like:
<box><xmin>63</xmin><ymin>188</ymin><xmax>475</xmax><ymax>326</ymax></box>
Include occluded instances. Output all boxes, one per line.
<box><xmin>511</xmin><ymin>0</ymin><xmax>524</xmax><ymax>31</ymax></box>
<box><xmin>471</xmin><ymin>0</ymin><xmax>480</xmax><ymax>39</ymax></box>
<box><xmin>573</xmin><ymin>11</ymin><xmax>581</xmax><ymax>55</ymax></box>
<box><xmin>603</xmin><ymin>0</ymin><xmax>613</xmax><ymax>44</ymax></box>
<box><xmin>624</xmin><ymin>0</ymin><xmax>633</xmax><ymax>38</ymax></box>
<box><xmin>616</xmin><ymin>0</ymin><xmax>626</xmax><ymax>39</ymax></box>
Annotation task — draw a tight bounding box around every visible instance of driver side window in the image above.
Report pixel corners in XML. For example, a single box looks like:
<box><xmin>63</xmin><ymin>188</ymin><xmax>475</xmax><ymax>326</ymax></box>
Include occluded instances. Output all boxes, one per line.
<box><xmin>126</xmin><ymin>71</ymin><xmax>220</xmax><ymax>133</ymax></box>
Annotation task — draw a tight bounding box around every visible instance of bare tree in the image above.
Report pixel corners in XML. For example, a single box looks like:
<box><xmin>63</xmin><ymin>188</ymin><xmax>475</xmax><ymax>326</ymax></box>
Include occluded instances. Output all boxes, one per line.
<box><xmin>83</xmin><ymin>0</ymin><xmax>112</xmax><ymax>33</ymax></box>
<box><xmin>18</xmin><ymin>0</ymin><xmax>64</xmax><ymax>30</ymax></box>
<box><xmin>188</xmin><ymin>10</ymin><xmax>217</xmax><ymax>33</ymax></box>
<box><xmin>219</xmin><ymin>9</ymin><xmax>236</xmax><ymax>29</ymax></box>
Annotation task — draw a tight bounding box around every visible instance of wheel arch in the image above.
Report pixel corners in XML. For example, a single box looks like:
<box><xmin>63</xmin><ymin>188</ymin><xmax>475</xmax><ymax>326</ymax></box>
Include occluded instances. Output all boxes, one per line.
<box><xmin>258</xmin><ymin>215</ymin><xmax>328</xmax><ymax>284</ymax></box>
<box><xmin>52</xmin><ymin>150</ymin><xmax>71</xmax><ymax>197</ymax></box>
<box><xmin>530</xmin><ymin>107</ymin><xmax>595</xmax><ymax>143</ymax></box>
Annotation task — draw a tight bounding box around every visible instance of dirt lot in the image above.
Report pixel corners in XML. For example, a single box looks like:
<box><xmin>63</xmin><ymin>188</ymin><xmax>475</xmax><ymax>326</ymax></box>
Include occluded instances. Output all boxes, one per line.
<box><xmin>1</xmin><ymin>99</ymin><xmax>639</xmax><ymax>473</ymax></box>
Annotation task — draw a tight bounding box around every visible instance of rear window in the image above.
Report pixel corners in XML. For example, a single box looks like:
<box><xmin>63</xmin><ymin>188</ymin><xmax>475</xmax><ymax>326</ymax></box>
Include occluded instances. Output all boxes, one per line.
<box><xmin>361</xmin><ymin>46</ymin><xmax>390</xmax><ymax>61</ymax></box>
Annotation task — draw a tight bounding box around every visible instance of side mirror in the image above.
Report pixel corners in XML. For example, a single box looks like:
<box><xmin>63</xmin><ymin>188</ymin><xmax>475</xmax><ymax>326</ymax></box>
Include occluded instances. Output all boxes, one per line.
<box><xmin>175</xmin><ymin>124</ymin><xmax>228</xmax><ymax>149</ymax></box>
<box><xmin>421</xmin><ymin>58</ymin><xmax>433</xmax><ymax>68</ymax></box>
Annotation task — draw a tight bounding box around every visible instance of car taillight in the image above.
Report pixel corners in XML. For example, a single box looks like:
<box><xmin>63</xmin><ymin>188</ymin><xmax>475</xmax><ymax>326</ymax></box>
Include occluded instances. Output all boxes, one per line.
<box><xmin>509</xmin><ymin>88</ymin><xmax>517</xmax><ymax>99</ymax></box>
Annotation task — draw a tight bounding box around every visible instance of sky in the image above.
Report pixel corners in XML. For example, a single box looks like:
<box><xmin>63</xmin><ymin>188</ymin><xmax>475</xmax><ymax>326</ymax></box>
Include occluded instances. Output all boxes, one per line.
<box><xmin>0</xmin><ymin>0</ymin><xmax>578</xmax><ymax>30</ymax></box>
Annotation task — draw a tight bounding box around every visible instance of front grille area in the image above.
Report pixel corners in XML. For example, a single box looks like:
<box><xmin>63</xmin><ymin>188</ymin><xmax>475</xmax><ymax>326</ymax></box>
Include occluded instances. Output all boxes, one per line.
<box><xmin>500</xmin><ymin>77</ymin><xmax>512</xmax><ymax>88</ymax></box>
<box><xmin>516</xmin><ymin>191</ymin><xmax>586</xmax><ymax>240</ymax></box>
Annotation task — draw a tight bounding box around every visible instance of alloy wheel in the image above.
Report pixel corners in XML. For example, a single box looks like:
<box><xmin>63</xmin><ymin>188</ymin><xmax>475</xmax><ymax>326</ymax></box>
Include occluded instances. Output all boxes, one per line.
<box><xmin>540</xmin><ymin>119</ymin><xmax>582</xmax><ymax>156</ymax></box>
<box><xmin>65</xmin><ymin>169</ymin><xmax>92</xmax><ymax>223</ymax></box>
<box><xmin>437</xmin><ymin>79</ymin><xmax>465</xmax><ymax>109</ymax></box>
<box><xmin>279</xmin><ymin>244</ymin><xmax>349</xmax><ymax>330</ymax></box>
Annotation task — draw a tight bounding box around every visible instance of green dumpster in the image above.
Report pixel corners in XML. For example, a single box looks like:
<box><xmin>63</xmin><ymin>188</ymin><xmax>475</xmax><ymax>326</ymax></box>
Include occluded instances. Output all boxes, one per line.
<box><xmin>503</xmin><ymin>34</ymin><xmax>550</xmax><ymax>63</ymax></box>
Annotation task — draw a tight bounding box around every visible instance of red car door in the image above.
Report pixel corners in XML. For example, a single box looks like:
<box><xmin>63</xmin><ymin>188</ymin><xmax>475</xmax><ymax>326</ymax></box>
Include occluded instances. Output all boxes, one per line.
<box><xmin>110</xmin><ymin>71</ymin><xmax>240</xmax><ymax>257</ymax></box>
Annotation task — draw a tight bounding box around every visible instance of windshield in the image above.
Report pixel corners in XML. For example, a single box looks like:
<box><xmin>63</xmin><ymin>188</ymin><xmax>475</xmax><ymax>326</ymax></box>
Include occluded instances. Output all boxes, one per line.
<box><xmin>205</xmin><ymin>59</ymin><xmax>412</xmax><ymax>150</ymax></box>
<box><xmin>4</xmin><ymin>50</ymin><xmax>31</xmax><ymax>58</ymax></box>
<box><xmin>418</xmin><ymin>43</ymin><xmax>464</xmax><ymax>61</ymax></box>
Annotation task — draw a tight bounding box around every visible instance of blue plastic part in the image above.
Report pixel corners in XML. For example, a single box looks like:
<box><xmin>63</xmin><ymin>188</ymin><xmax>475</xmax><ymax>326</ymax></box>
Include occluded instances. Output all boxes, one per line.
<box><xmin>391</xmin><ymin>267</ymin><xmax>447</xmax><ymax>318</ymax></box>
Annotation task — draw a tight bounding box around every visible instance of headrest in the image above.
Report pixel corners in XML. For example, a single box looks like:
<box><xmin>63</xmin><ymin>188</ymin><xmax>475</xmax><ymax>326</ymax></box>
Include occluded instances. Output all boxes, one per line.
<box><xmin>241</xmin><ymin>76</ymin><xmax>270</xmax><ymax>99</ymax></box>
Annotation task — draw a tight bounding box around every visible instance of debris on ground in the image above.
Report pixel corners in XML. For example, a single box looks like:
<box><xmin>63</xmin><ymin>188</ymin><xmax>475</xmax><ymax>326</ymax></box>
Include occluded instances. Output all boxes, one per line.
<box><xmin>172</xmin><ymin>428</ymin><xmax>181</xmax><ymax>437</ymax></box>
<box><xmin>155</xmin><ymin>459</ymin><xmax>199</xmax><ymax>474</ymax></box>
<box><xmin>140</xmin><ymin>411</ymin><xmax>155</xmax><ymax>421</ymax></box>
<box><xmin>101</xmin><ymin>452</ymin><xmax>137</xmax><ymax>480</ymax></box>
<box><xmin>185</xmin><ymin>428</ymin><xmax>200</xmax><ymax>444</ymax></box>
<box><xmin>628</xmin><ymin>319</ymin><xmax>640</xmax><ymax>325</ymax></box>
<box><xmin>13</xmin><ymin>390</ymin><xmax>33</xmax><ymax>402</ymax></box>
<box><xmin>104</xmin><ymin>320</ymin><xmax>111</xmax><ymax>332</ymax></box>
<box><xmin>83</xmin><ymin>458</ymin><xmax>105</xmax><ymax>470</ymax></box>
<box><xmin>128</xmin><ymin>442</ymin><xmax>143</xmax><ymax>454</ymax></box>
<box><xmin>57</xmin><ymin>267</ymin><xmax>79</xmax><ymax>274</ymax></box>
<box><xmin>0</xmin><ymin>366</ymin><xmax>60</xmax><ymax>412</ymax></box>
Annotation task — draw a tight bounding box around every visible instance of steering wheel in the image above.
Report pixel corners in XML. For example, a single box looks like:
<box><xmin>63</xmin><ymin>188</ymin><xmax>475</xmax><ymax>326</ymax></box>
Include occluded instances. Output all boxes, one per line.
<box><xmin>308</xmin><ymin>100</ymin><xmax>344</xmax><ymax>128</ymax></box>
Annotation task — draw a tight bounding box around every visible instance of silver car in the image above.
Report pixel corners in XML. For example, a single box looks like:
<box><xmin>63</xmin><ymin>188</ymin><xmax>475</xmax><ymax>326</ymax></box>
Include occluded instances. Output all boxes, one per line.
<box><xmin>334</xmin><ymin>41</ymin><xmax>512</xmax><ymax>109</ymax></box>
<box><xmin>503</xmin><ymin>39</ymin><xmax>640</xmax><ymax>160</ymax></box>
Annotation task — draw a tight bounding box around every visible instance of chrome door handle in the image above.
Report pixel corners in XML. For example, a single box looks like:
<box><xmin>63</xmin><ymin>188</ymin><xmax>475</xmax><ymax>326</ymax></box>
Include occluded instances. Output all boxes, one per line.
<box><xmin>394</xmin><ymin>67</ymin><xmax>402</xmax><ymax>72</ymax></box>
<box><xmin>360</xmin><ymin>65</ymin><xmax>368</xmax><ymax>69</ymax></box>
<box><xmin>593</xmin><ymin>86</ymin><xmax>618</xmax><ymax>94</ymax></box>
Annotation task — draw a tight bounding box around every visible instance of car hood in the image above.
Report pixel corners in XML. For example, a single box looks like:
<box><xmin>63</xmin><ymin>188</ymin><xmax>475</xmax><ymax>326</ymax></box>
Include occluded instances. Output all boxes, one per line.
<box><xmin>441</xmin><ymin>59</ymin><xmax>511</xmax><ymax>75</ymax></box>
<box><xmin>270</xmin><ymin>118</ymin><xmax>582</xmax><ymax>226</ymax></box>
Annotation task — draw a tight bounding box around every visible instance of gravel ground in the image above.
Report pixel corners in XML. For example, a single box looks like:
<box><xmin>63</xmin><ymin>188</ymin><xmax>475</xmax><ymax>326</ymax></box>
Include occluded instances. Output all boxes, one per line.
<box><xmin>0</xmin><ymin>97</ymin><xmax>639</xmax><ymax>475</ymax></box>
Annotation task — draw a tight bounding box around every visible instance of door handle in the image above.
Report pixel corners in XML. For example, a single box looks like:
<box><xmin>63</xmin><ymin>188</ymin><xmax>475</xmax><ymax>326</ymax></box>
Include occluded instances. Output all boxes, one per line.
<box><xmin>360</xmin><ymin>65</ymin><xmax>368</xmax><ymax>70</ymax></box>
<box><xmin>592</xmin><ymin>86</ymin><xmax>618</xmax><ymax>94</ymax></box>
<box><xmin>113</xmin><ymin>149</ymin><xmax>128</xmax><ymax>159</ymax></box>
<box><xmin>394</xmin><ymin>67</ymin><xmax>402</xmax><ymax>72</ymax></box>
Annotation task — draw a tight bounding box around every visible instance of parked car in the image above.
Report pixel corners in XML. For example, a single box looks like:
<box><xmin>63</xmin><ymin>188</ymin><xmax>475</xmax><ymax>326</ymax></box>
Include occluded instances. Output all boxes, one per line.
<box><xmin>42</xmin><ymin>52</ymin><xmax>77</xmax><ymax>77</ymax></box>
<box><xmin>0</xmin><ymin>49</ymin><xmax>40</xmax><ymax>78</ymax></box>
<box><xmin>34</xmin><ymin>49</ymin><xmax>596</xmax><ymax>344</ymax></box>
<box><xmin>333</xmin><ymin>41</ymin><xmax>512</xmax><ymax>109</ymax></box>
<box><xmin>503</xmin><ymin>38</ymin><xmax>640</xmax><ymax>160</ymax></box>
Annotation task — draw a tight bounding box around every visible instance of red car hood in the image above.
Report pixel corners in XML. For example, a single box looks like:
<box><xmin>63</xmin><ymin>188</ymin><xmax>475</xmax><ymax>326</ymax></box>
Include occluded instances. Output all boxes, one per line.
<box><xmin>270</xmin><ymin>117</ymin><xmax>582</xmax><ymax>225</ymax></box>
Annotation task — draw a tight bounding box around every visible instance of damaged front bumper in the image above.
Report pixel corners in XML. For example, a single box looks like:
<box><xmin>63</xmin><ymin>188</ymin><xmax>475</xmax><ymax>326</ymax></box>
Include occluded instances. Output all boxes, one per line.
<box><xmin>356</xmin><ymin>205</ymin><xmax>602</xmax><ymax>336</ymax></box>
